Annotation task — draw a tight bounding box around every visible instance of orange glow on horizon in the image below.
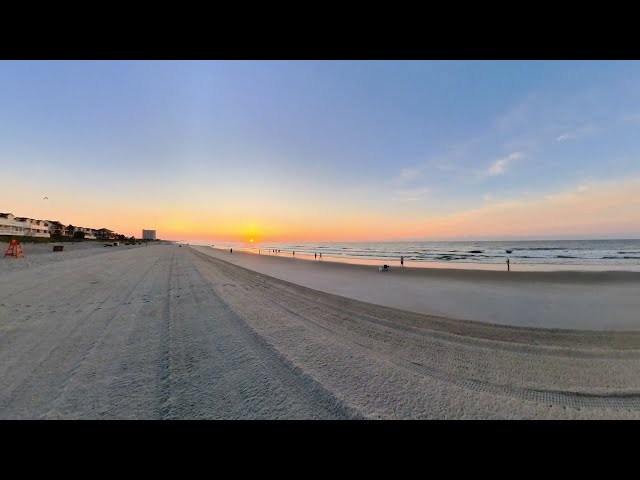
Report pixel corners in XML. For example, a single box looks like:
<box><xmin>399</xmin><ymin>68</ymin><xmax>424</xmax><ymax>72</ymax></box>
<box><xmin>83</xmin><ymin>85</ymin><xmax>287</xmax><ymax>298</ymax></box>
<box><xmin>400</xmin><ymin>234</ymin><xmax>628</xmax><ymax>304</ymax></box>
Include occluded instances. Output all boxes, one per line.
<box><xmin>4</xmin><ymin>173</ymin><xmax>640</xmax><ymax>242</ymax></box>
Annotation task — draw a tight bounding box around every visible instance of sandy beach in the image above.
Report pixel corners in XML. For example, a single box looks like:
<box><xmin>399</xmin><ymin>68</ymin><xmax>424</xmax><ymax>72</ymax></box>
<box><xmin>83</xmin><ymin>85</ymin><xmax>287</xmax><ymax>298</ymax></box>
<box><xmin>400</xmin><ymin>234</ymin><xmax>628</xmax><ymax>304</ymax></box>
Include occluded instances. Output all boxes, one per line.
<box><xmin>193</xmin><ymin>246</ymin><xmax>640</xmax><ymax>331</ymax></box>
<box><xmin>1</xmin><ymin>243</ymin><xmax>639</xmax><ymax>419</ymax></box>
<box><xmin>0</xmin><ymin>241</ymin><xmax>145</xmax><ymax>275</ymax></box>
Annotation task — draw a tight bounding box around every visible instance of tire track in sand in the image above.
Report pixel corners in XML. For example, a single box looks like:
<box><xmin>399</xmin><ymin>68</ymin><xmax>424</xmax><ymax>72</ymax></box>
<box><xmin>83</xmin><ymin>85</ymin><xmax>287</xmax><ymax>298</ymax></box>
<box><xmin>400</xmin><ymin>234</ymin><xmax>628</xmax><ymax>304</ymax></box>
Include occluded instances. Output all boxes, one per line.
<box><xmin>190</xmin><ymin>249</ymin><xmax>640</xmax><ymax>413</ymax></box>
<box><xmin>159</xmin><ymin>248</ymin><xmax>360</xmax><ymax>419</ymax></box>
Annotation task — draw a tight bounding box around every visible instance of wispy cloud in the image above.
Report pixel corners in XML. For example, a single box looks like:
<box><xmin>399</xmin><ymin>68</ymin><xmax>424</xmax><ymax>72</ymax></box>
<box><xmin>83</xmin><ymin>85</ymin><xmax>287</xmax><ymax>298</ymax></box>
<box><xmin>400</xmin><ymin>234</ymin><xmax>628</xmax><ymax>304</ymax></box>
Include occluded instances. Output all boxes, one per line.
<box><xmin>393</xmin><ymin>167</ymin><xmax>422</xmax><ymax>184</ymax></box>
<box><xmin>555</xmin><ymin>125</ymin><xmax>596</xmax><ymax>142</ymax></box>
<box><xmin>394</xmin><ymin>176</ymin><xmax>640</xmax><ymax>239</ymax></box>
<box><xmin>392</xmin><ymin>187</ymin><xmax>429</xmax><ymax>202</ymax></box>
<box><xmin>487</xmin><ymin>152</ymin><xmax>523</xmax><ymax>177</ymax></box>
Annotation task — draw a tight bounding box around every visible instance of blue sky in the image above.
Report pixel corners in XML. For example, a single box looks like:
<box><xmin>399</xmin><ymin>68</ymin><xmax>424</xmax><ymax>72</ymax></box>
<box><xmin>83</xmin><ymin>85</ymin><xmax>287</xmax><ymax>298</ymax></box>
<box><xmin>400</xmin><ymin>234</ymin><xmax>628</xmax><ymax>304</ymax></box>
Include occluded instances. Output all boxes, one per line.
<box><xmin>1</xmin><ymin>60</ymin><xmax>640</xmax><ymax>240</ymax></box>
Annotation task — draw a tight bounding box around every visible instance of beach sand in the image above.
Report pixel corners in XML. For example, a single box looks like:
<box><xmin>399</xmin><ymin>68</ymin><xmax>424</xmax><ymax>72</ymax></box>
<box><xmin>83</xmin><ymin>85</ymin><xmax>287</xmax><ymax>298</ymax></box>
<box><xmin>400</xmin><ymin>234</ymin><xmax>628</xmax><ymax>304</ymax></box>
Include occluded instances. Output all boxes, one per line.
<box><xmin>193</xmin><ymin>246</ymin><xmax>640</xmax><ymax>331</ymax></box>
<box><xmin>0</xmin><ymin>241</ymin><xmax>143</xmax><ymax>275</ymax></box>
<box><xmin>1</xmin><ymin>244</ymin><xmax>639</xmax><ymax>419</ymax></box>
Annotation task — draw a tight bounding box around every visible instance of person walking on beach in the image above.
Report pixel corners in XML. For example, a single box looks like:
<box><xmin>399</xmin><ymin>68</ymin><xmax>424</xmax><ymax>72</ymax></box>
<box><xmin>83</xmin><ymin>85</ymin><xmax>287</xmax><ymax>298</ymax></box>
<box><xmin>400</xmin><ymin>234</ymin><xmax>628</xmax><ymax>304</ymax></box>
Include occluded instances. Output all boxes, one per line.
<box><xmin>319</xmin><ymin>253</ymin><xmax>322</xmax><ymax>260</ymax></box>
<box><xmin>230</xmin><ymin>248</ymin><xmax>233</xmax><ymax>254</ymax></box>
<box><xmin>401</xmin><ymin>255</ymin><xmax>404</xmax><ymax>267</ymax></box>
<box><xmin>506</xmin><ymin>258</ymin><xmax>510</xmax><ymax>271</ymax></box>
<box><xmin>293</xmin><ymin>251</ymin><xmax>295</xmax><ymax>256</ymax></box>
<box><xmin>315</xmin><ymin>253</ymin><xmax>317</xmax><ymax>260</ymax></box>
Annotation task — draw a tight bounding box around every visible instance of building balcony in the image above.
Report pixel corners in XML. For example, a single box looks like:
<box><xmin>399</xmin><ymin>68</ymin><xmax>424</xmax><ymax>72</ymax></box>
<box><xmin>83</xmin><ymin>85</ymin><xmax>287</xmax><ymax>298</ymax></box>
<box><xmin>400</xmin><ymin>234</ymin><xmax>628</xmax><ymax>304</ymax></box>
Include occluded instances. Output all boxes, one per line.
<box><xmin>0</xmin><ymin>226</ymin><xmax>26</xmax><ymax>235</ymax></box>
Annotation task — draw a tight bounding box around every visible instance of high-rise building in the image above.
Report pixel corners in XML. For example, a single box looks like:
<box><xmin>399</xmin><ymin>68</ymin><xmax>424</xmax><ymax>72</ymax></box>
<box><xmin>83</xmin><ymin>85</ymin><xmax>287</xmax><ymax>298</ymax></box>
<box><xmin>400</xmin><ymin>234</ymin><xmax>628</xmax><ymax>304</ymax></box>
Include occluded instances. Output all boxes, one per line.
<box><xmin>142</xmin><ymin>229</ymin><xmax>156</xmax><ymax>240</ymax></box>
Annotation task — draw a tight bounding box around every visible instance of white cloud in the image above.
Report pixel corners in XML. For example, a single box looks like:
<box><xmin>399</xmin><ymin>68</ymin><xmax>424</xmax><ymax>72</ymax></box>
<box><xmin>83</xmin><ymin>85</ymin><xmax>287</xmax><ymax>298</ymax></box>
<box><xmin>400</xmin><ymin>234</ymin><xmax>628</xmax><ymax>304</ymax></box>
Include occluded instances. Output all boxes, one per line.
<box><xmin>394</xmin><ymin>167</ymin><xmax>421</xmax><ymax>184</ymax></box>
<box><xmin>555</xmin><ymin>125</ymin><xmax>595</xmax><ymax>143</ymax></box>
<box><xmin>487</xmin><ymin>152</ymin><xmax>523</xmax><ymax>176</ymax></box>
<box><xmin>392</xmin><ymin>187</ymin><xmax>429</xmax><ymax>202</ymax></box>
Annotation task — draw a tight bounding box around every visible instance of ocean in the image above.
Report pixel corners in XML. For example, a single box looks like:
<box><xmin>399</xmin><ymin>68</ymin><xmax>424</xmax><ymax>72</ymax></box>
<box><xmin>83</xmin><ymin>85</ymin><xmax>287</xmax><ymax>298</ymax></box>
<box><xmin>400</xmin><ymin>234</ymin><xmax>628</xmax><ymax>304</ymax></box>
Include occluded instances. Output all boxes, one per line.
<box><xmin>189</xmin><ymin>239</ymin><xmax>640</xmax><ymax>270</ymax></box>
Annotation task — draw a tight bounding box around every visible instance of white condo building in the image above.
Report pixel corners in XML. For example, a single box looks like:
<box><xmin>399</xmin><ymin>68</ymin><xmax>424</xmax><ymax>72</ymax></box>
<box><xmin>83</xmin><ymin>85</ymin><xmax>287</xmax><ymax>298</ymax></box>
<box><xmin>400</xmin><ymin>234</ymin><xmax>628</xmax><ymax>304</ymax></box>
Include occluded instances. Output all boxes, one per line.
<box><xmin>0</xmin><ymin>213</ymin><xmax>51</xmax><ymax>237</ymax></box>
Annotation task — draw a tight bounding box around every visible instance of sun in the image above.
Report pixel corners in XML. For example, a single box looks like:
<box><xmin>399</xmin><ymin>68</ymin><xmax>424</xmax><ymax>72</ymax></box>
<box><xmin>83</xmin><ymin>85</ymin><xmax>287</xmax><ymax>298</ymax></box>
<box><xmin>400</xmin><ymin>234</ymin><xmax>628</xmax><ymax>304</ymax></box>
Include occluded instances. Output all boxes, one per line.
<box><xmin>249</xmin><ymin>239</ymin><xmax>254</xmax><ymax>243</ymax></box>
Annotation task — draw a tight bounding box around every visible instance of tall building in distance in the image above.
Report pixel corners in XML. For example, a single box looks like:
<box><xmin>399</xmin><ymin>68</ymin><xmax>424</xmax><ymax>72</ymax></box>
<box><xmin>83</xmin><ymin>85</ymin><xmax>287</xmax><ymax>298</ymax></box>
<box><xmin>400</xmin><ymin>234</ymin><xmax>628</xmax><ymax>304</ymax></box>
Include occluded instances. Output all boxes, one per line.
<box><xmin>142</xmin><ymin>229</ymin><xmax>157</xmax><ymax>240</ymax></box>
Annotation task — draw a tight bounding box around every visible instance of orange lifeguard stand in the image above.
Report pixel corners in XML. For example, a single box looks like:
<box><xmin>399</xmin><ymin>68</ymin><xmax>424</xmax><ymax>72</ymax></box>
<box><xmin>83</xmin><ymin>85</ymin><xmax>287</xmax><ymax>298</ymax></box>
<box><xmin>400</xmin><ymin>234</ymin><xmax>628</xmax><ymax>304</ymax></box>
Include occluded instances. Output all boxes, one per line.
<box><xmin>4</xmin><ymin>239</ymin><xmax>25</xmax><ymax>258</ymax></box>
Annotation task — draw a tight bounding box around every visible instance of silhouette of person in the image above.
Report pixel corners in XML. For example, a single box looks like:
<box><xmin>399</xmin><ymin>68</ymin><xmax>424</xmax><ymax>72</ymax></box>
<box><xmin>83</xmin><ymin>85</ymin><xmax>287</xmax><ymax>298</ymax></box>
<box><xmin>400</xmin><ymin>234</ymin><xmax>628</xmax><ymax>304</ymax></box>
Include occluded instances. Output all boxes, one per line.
<box><xmin>293</xmin><ymin>251</ymin><xmax>295</xmax><ymax>256</ymax></box>
<box><xmin>320</xmin><ymin>253</ymin><xmax>322</xmax><ymax>260</ymax></box>
<box><xmin>507</xmin><ymin>258</ymin><xmax>510</xmax><ymax>271</ymax></box>
<box><xmin>401</xmin><ymin>256</ymin><xmax>404</xmax><ymax>267</ymax></box>
<box><xmin>315</xmin><ymin>253</ymin><xmax>317</xmax><ymax>260</ymax></box>
<box><xmin>230</xmin><ymin>248</ymin><xmax>233</xmax><ymax>254</ymax></box>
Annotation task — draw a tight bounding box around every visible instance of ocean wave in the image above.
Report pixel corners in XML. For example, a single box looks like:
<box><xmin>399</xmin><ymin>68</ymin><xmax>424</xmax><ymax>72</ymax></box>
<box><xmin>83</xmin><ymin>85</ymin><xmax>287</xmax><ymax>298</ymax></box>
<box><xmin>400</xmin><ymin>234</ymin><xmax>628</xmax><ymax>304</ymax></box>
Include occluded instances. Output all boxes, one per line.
<box><xmin>242</xmin><ymin>240</ymin><xmax>640</xmax><ymax>265</ymax></box>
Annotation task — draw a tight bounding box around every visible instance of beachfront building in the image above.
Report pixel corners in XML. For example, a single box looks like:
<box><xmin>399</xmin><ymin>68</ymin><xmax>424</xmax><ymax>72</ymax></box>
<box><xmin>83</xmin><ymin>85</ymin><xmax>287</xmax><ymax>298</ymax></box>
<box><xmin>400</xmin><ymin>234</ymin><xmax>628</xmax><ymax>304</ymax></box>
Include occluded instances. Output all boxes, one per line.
<box><xmin>83</xmin><ymin>228</ymin><xmax>97</xmax><ymax>240</ymax></box>
<box><xmin>0</xmin><ymin>214</ymin><xmax>50</xmax><ymax>237</ymax></box>
<box><xmin>96</xmin><ymin>228</ymin><xmax>115</xmax><ymax>240</ymax></box>
<box><xmin>28</xmin><ymin>219</ymin><xmax>51</xmax><ymax>237</ymax></box>
<box><xmin>47</xmin><ymin>220</ymin><xmax>67</xmax><ymax>236</ymax></box>
<box><xmin>73</xmin><ymin>226</ymin><xmax>97</xmax><ymax>240</ymax></box>
<box><xmin>0</xmin><ymin>213</ymin><xmax>24</xmax><ymax>236</ymax></box>
<box><xmin>142</xmin><ymin>229</ymin><xmax>156</xmax><ymax>240</ymax></box>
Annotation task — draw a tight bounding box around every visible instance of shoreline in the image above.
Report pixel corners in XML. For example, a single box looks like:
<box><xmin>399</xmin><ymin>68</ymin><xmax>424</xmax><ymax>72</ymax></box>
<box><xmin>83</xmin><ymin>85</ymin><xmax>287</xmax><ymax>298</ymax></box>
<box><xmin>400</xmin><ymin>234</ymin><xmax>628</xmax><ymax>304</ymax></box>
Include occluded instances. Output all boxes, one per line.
<box><xmin>192</xmin><ymin>246</ymin><xmax>640</xmax><ymax>331</ymax></box>
<box><xmin>200</xmin><ymin>246</ymin><xmax>640</xmax><ymax>282</ymax></box>
<box><xmin>200</xmin><ymin>245</ymin><xmax>640</xmax><ymax>273</ymax></box>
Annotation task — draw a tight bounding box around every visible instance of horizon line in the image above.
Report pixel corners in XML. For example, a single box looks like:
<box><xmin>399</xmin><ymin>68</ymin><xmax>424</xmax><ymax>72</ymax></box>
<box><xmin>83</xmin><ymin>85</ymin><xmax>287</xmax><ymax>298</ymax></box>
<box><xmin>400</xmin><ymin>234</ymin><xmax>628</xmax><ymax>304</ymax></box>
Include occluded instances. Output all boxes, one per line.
<box><xmin>172</xmin><ymin>237</ymin><xmax>640</xmax><ymax>243</ymax></box>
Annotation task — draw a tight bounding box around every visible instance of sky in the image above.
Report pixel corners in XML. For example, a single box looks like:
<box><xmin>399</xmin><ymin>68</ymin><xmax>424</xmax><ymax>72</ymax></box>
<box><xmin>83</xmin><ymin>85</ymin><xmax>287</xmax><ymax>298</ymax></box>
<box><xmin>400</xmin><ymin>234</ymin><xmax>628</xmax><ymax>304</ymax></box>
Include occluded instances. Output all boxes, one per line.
<box><xmin>1</xmin><ymin>60</ymin><xmax>640</xmax><ymax>242</ymax></box>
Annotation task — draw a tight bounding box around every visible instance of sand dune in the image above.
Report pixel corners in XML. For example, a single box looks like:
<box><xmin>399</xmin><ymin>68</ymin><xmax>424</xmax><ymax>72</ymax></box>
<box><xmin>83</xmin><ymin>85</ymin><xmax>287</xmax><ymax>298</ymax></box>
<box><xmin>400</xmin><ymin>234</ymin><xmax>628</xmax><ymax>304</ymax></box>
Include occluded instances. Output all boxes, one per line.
<box><xmin>1</xmin><ymin>244</ymin><xmax>639</xmax><ymax>419</ymax></box>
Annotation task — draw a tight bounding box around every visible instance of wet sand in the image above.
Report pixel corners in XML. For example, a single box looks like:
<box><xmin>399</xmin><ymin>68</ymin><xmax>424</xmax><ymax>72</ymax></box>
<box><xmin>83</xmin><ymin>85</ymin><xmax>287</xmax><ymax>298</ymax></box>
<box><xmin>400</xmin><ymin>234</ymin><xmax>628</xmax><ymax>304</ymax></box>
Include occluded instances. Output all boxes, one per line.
<box><xmin>193</xmin><ymin>246</ymin><xmax>640</xmax><ymax>331</ymax></box>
